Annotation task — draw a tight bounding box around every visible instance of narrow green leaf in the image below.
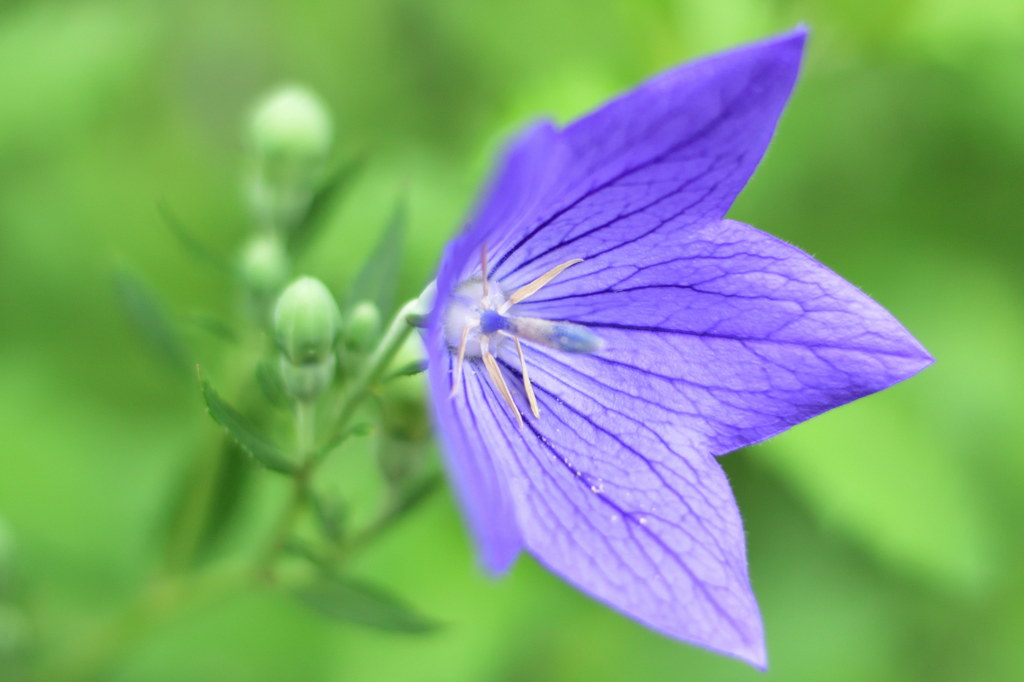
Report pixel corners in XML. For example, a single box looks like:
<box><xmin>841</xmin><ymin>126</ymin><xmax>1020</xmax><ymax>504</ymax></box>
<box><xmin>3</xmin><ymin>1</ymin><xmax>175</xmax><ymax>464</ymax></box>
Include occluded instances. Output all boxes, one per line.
<box><xmin>158</xmin><ymin>438</ymin><xmax>254</xmax><ymax>568</ymax></box>
<box><xmin>310</xmin><ymin>491</ymin><xmax>346</xmax><ymax>544</ymax></box>
<box><xmin>157</xmin><ymin>202</ymin><xmax>227</xmax><ymax>271</ymax></box>
<box><xmin>199</xmin><ymin>375</ymin><xmax>297</xmax><ymax>475</ymax></box>
<box><xmin>343</xmin><ymin>195</ymin><xmax>406</xmax><ymax>320</ymax></box>
<box><xmin>383</xmin><ymin>359</ymin><xmax>427</xmax><ymax>382</ymax></box>
<box><xmin>255</xmin><ymin>360</ymin><xmax>290</xmax><ymax>410</ymax></box>
<box><xmin>188</xmin><ymin>311</ymin><xmax>239</xmax><ymax>344</ymax></box>
<box><xmin>391</xmin><ymin>471</ymin><xmax>443</xmax><ymax>520</ymax></box>
<box><xmin>289</xmin><ymin>154</ymin><xmax>367</xmax><ymax>252</ymax></box>
<box><xmin>114</xmin><ymin>268</ymin><xmax>190</xmax><ymax>374</ymax></box>
<box><xmin>294</xmin><ymin>576</ymin><xmax>440</xmax><ymax>634</ymax></box>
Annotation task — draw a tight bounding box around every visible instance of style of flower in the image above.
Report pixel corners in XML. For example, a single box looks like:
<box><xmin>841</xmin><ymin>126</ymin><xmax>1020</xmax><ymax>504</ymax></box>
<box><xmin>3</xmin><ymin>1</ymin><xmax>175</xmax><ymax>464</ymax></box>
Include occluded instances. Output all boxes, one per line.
<box><xmin>422</xmin><ymin>27</ymin><xmax>932</xmax><ymax>668</ymax></box>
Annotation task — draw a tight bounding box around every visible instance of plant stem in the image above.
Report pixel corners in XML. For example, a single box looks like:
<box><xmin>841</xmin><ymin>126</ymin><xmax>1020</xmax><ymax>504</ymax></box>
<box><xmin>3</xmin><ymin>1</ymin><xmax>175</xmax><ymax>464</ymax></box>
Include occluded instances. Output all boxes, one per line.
<box><xmin>322</xmin><ymin>298</ymin><xmax>420</xmax><ymax>464</ymax></box>
<box><xmin>254</xmin><ymin>399</ymin><xmax>317</xmax><ymax>578</ymax></box>
<box><xmin>254</xmin><ymin>299</ymin><xmax>420</xmax><ymax>576</ymax></box>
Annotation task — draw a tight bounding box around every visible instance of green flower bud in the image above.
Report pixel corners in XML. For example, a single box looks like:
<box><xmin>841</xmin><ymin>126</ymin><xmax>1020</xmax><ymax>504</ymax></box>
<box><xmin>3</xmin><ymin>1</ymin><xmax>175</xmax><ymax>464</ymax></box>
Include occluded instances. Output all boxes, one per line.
<box><xmin>345</xmin><ymin>300</ymin><xmax>381</xmax><ymax>352</ymax></box>
<box><xmin>247</xmin><ymin>85</ymin><xmax>333</xmax><ymax>231</ymax></box>
<box><xmin>273</xmin><ymin>277</ymin><xmax>341</xmax><ymax>364</ymax></box>
<box><xmin>249</xmin><ymin>85</ymin><xmax>333</xmax><ymax>163</ymax></box>
<box><xmin>238</xmin><ymin>233</ymin><xmax>290</xmax><ymax>296</ymax></box>
<box><xmin>278</xmin><ymin>354</ymin><xmax>336</xmax><ymax>402</ymax></box>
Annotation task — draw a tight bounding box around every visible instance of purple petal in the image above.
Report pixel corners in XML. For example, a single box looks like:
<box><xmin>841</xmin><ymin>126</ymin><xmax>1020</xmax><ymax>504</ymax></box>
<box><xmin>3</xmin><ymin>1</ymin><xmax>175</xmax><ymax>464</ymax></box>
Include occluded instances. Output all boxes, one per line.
<box><xmin>451</xmin><ymin>347</ymin><xmax>766</xmax><ymax>666</ymax></box>
<box><xmin>490</xmin><ymin>27</ymin><xmax>808</xmax><ymax>288</ymax></box>
<box><xmin>424</xmin><ymin>26</ymin><xmax>933</xmax><ymax>667</ymax></box>
<box><xmin>426</xmin><ymin>344</ymin><xmax>523</xmax><ymax>574</ymax></box>
<box><xmin>518</xmin><ymin>218</ymin><xmax>934</xmax><ymax>455</ymax></box>
<box><xmin>426</xmin><ymin>121</ymin><xmax>573</xmax><ymax>574</ymax></box>
<box><xmin>433</xmin><ymin>120</ymin><xmax>570</xmax><ymax>295</ymax></box>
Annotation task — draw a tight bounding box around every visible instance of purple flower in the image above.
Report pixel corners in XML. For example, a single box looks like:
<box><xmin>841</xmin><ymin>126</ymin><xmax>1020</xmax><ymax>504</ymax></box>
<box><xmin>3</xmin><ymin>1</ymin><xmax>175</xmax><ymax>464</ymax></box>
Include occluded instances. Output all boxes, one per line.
<box><xmin>423</xmin><ymin>27</ymin><xmax>932</xmax><ymax>668</ymax></box>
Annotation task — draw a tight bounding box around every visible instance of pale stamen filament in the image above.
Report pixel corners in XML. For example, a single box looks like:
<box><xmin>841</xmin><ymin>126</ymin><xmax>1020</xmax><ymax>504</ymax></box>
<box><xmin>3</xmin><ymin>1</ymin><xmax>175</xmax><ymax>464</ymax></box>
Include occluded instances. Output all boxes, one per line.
<box><xmin>511</xmin><ymin>335</ymin><xmax>540</xmax><ymax>419</ymax></box>
<box><xmin>480</xmin><ymin>336</ymin><xmax>523</xmax><ymax>429</ymax></box>
<box><xmin>499</xmin><ymin>259</ymin><xmax>583</xmax><ymax>313</ymax></box>
<box><xmin>449</xmin><ymin>325</ymin><xmax>470</xmax><ymax>398</ymax></box>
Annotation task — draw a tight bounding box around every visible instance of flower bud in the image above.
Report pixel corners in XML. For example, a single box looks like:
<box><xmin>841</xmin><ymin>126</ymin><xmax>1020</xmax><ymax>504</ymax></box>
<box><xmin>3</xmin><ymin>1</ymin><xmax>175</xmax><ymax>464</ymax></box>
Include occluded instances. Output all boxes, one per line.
<box><xmin>247</xmin><ymin>85</ymin><xmax>333</xmax><ymax>231</ymax></box>
<box><xmin>278</xmin><ymin>354</ymin><xmax>337</xmax><ymax>402</ymax></box>
<box><xmin>238</xmin><ymin>233</ymin><xmax>290</xmax><ymax>297</ymax></box>
<box><xmin>344</xmin><ymin>300</ymin><xmax>381</xmax><ymax>352</ymax></box>
<box><xmin>273</xmin><ymin>277</ymin><xmax>341</xmax><ymax>364</ymax></box>
<box><xmin>249</xmin><ymin>85</ymin><xmax>333</xmax><ymax>164</ymax></box>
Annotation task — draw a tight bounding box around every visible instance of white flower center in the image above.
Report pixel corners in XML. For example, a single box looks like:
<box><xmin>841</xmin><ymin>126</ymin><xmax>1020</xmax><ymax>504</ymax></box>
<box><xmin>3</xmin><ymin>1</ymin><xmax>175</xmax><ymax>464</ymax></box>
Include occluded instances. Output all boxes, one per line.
<box><xmin>443</xmin><ymin>247</ymin><xmax>601</xmax><ymax>429</ymax></box>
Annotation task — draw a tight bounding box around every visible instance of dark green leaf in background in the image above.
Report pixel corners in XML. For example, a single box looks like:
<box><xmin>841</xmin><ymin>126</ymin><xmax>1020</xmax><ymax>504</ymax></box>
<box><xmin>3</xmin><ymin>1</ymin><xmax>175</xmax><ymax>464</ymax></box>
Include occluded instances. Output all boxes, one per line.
<box><xmin>114</xmin><ymin>267</ymin><xmax>190</xmax><ymax>375</ymax></box>
<box><xmin>288</xmin><ymin>155</ymin><xmax>367</xmax><ymax>253</ymax></box>
<box><xmin>342</xmin><ymin>196</ymin><xmax>406</xmax><ymax>319</ymax></box>
<box><xmin>294</xmin><ymin>576</ymin><xmax>440</xmax><ymax>634</ymax></box>
<box><xmin>157</xmin><ymin>202</ymin><xmax>228</xmax><ymax>272</ymax></box>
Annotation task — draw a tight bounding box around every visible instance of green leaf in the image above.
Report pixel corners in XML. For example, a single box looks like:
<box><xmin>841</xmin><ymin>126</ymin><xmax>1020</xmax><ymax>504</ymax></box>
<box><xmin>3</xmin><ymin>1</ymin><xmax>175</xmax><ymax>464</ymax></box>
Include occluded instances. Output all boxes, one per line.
<box><xmin>294</xmin><ymin>576</ymin><xmax>440</xmax><ymax>634</ymax></box>
<box><xmin>391</xmin><ymin>471</ymin><xmax>442</xmax><ymax>520</ymax></box>
<box><xmin>198</xmin><ymin>375</ymin><xmax>297</xmax><ymax>475</ymax></box>
<box><xmin>309</xmin><ymin>491</ymin><xmax>346</xmax><ymax>544</ymax></box>
<box><xmin>157</xmin><ymin>202</ymin><xmax>227</xmax><ymax>271</ymax></box>
<box><xmin>762</xmin><ymin>387</ymin><xmax>992</xmax><ymax>592</ymax></box>
<box><xmin>383</xmin><ymin>359</ymin><xmax>427</xmax><ymax>382</ymax></box>
<box><xmin>114</xmin><ymin>267</ymin><xmax>190</xmax><ymax>374</ymax></box>
<box><xmin>255</xmin><ymin>360</ymin><xmax>290</xmax><ymax>410</ymax></box>
<box><xmin>343</xmin><ymin>196</ymin><xmax>405</xmax><ymax>319</ymax></box>
<box><xmin>288</xmin><ymin>154</ymin><xmax>366</xmax><ymax>252</ymax></box>
<box><xmin>188</xmin><ymin>311</ymin><xmax>239</xmax><ymax>344</ymax></box>
<box><xmin>158</xmin><ymin>438</ymin><xmax>254</xmax><ymax>568</ymax></box>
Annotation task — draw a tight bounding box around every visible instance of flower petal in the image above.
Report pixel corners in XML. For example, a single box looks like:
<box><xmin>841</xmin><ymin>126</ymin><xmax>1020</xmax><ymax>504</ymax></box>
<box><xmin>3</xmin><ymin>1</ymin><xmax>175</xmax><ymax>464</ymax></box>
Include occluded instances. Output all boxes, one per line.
<box><xmin>426</xmin><ymin>121</ymin><xmax>574</xmax><ymax>574</ymax></box>
<box><xmin>466</xmin><ymin>345</ymin><xmax>766</xmax><ymax>667</ymax></box>
<box><xmin>517</xmin><ymin>218</ymin><xmax>934</xmax><ymax>455</ymax></box>
<box><xmin>489</xmin><ymin>27</ymin><xmax>808</xmax><ymax>287</ymax></box>
<box><xmin>426</xmin><ymin>342</ymin><xmax>523</xmax><ymax>574</ymax></box>
<box><xmin>434</xmin><ymin>120</ymin><xmax>570</xmax><ymax>293</ymax></box>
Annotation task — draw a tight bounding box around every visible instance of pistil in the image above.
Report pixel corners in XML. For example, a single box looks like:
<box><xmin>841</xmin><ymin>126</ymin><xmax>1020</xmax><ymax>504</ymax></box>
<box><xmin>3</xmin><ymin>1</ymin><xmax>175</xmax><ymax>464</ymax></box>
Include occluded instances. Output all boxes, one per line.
<box><xmin>445</xmin><ymin>248</ymin><xmax>600</xmax><ymax>428</ymax></box>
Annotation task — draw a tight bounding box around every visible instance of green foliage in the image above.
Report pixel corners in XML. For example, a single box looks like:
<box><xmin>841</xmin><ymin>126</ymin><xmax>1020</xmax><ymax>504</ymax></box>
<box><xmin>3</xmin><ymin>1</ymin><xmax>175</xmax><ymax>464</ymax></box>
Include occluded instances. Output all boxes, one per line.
<box><xmin>114</xmin><ymin>268</ymin><xmax>191</xmax><ymax>374</ymax></box>
<box><xmin>293</xmin><ymin>576</ymin><xmax>440</xmax><ymax>634</ymax></box>
<box><xmin>343</xmin><ymin>196</ymin><xmax>407</xmax><ymax>320</ymax></box>
<box><xmin>289</xmin><ymin>155</ymin><xmax>367</xmax><ymax>253</ymax></box>
<box><xmin>2</xmin><ymin>0</ymin><xmax>1022</xmax><ymax>681</ymax></box>
<box><xmin>200</xmin><ymin>376</ymin><xmax>297</xmax><ymax>475</ymax></box>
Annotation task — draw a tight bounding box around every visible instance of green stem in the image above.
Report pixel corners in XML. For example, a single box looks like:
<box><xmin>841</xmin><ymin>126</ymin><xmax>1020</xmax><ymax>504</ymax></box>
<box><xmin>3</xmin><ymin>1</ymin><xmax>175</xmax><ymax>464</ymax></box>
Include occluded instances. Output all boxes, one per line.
<box><xmin>321</xmin><ymin>298</ymin><xmax>419</xmax><ymax>465</ymax></box>
<box><xmin>254</xmin><ymin>299</ymin><xmax>420</xmax><ymax>576</ymax></box>
<box><xmin>254</xmin><ymin>400</ymin><xmax>317</xmax><ymax>578</ymax></box>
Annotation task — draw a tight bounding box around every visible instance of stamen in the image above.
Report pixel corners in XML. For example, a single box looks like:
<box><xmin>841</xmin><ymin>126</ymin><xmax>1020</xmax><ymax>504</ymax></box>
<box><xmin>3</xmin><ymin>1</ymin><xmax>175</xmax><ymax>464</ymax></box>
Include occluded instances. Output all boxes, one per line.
<box><xmin>480</xmin><ymin>337</ymin><xmax>523</xmax><ymax>429</ymax></box>
<box><xmin>500</xmin><ymin>259</ymin><xmax>583</xmax><ymax>312</ymax></box>
<box><xmin>449</xmin><ymin>325</ymin><xmax>470</xmax><ymax>398</ymax></box>
<box><xmin>512</xmin><ymin>336</ymin><xmax>540</xmax><ymax>419</ymax></box>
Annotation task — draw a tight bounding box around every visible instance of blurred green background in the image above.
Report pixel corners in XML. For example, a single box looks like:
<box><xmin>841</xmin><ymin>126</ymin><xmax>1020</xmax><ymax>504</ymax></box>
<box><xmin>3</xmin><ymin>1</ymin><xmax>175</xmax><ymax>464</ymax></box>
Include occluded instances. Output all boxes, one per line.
<box><xmin>2</xmin><ymin>0</ymin><xmax>1023</xmax><ymax>680</ymax></box>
